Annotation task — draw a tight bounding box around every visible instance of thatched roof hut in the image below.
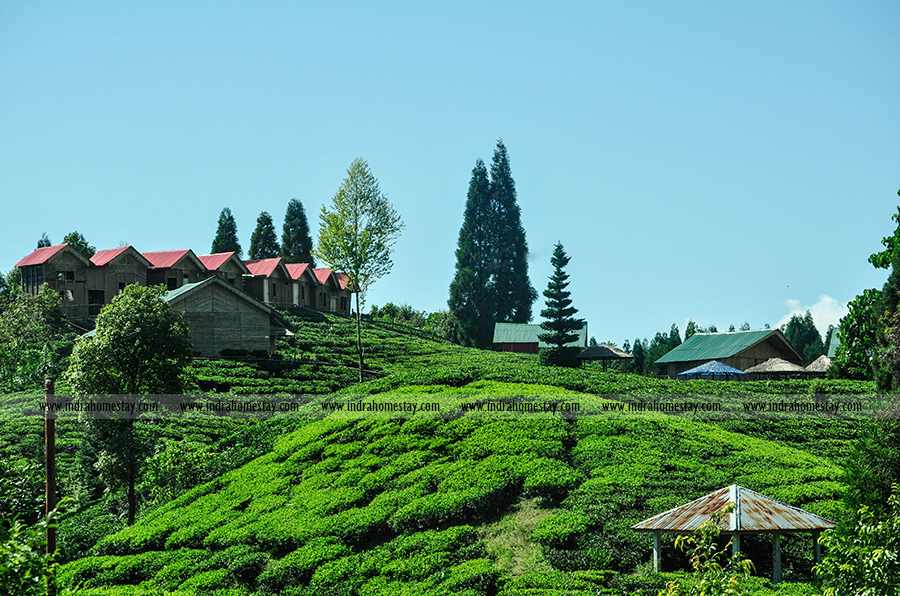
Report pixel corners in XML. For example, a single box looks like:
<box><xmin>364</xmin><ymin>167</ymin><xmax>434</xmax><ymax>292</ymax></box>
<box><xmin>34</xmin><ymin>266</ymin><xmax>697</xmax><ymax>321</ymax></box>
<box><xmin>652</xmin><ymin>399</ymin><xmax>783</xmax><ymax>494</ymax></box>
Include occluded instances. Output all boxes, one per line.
<box><xmin>805</xmin><ymin>355</ymin><xmax>832</xmax><ymax>375</ymax></box>
<box><xmin>577</xmin><ymin>343</ymin><xmax>632</xmax><ymax>371</ymax></box>
<box><xmin>744</xmin><ymin>357</ymin><xmax>809</xmax><ymax>380</ymax></box>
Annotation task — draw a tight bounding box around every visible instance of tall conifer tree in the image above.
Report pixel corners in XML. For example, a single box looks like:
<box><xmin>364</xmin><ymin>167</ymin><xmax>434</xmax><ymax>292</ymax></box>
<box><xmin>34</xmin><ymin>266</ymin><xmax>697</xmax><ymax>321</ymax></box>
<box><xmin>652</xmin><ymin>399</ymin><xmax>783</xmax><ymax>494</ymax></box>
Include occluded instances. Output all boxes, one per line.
<box><xmin>538</xmin><ymin>243</ymin><xmax>583</xmax><ymax>366</ymax></box>
<box><xmin>449</xmin><ymin>140</ymin><xmax>536</xmax><ymax>348</ymax></box>
<box><xmin>211</xmin><ymin>208</ymin><xmax>242</xmax><ymax>257</ymax></box>
<box><xmin>249</xmin><ymin>211</ymin><xmax>280</xmax><ymax>260</ymax></box>
<box><xmin>280</xmin><ymin>198</ymin><xmax>315</xmax><ymax>265</ymax></box>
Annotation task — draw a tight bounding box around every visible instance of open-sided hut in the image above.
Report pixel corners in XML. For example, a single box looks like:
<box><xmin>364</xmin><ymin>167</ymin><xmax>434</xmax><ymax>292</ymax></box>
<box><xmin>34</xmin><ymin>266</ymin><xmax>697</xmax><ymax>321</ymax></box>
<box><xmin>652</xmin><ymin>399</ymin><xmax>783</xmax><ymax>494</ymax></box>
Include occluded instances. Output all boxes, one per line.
<box><xmin>655</xmin><ymin>330</ymin><xmax>802</xmax><ymax>379</ymax></box>
<box><xmin>677</xmin><ymin>360</ymin><xmax>745</xmax><ymax>380</ymax></box>
<box><xmin>743</xmin><ymin>357</ymin><xmax>810</xmax><ymax>381</ymax></box>
<box><xmin>577</xmin><ymin>343</ymin><xmax>632</xmax><ymax>371</ymax></box>
<box><xmin>632</xmin><ymin>484</ymin><xmax>835</xmax><ymax>583</ymax></box>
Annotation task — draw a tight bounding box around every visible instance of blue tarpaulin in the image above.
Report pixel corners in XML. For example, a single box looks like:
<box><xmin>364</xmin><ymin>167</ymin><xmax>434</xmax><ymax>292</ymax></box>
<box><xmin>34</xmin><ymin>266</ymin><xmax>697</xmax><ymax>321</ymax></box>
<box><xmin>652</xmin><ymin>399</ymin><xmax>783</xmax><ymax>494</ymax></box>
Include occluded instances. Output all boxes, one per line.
<box><xmin>678</xmin><ymin>360</ymin><xmax>746</xmax><ymax>378</ymax></box>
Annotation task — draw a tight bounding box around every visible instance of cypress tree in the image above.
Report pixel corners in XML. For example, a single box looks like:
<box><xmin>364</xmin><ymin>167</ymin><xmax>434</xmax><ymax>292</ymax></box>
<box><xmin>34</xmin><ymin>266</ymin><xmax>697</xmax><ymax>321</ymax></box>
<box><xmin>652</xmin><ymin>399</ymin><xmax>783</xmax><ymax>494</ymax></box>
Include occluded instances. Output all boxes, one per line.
<box><xmin>211</xmin><ymin>208</ymin><xmax>242</xmax><ymax>257</ymax></box>
<box><xmin>249</xmin><ymin>211</ymin><xmax>280</xmax><ymax>260</ymax></box>
<box><xmin>490</xmin><ymin>140</ymin><xmax>537</xmax><ymax>323</ymax></box>
<box><xmin>280</xmin><ymin>198</ymin><xmax>315</xmax><ymax>265</ymax></box>
<box><xmin>538</xmin><ymin>243</ymin><xmax>583</xmax><ymax>366</ymax></box>
<box><xmin>449</xmin><ymin>140</ymin><xmax>536</xmax><ymax>348</ymax></box>
<box><xmin>448</xmin><ymin>159</ymin><xmax>496</xmax><ymax>348</ymax></box>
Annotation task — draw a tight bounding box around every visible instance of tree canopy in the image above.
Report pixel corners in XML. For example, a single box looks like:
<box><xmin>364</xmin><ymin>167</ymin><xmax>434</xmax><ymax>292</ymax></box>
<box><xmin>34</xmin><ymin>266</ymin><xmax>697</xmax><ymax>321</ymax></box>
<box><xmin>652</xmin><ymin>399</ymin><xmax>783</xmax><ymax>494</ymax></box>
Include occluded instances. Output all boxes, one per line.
<box><xmin>781</xmin><ymin>310</ymin><xmax>825</xmax><ymax>365</ymax></box>
<box><xmin>449</xmin><ymin>140</ymin><xmax>536</xmax><ymax>348</ymax></box>
<box><xmin>314</xmin><ymin>158</ymin><xmax>404</xmax><ymax>381</ymax></box>
<box><xmin>249</xmin><ymin>211</ymin><xmax>281</xmax><ymax>260</ymax></box>
<box><xmin>281</xmin><ymin>198</ymin><xmax>315</xmax><ymax>265</ymax></box>
<box><xmin>36</xmin><ymin>233</ymin><xmax>51</xmax><ymax>248</ymax></box>
<box><xmin>62</xmin><ymin>231</ymin><xmax>95</xmax><ymax>259</ymax></box>
<box><xmin>211</xmin><ymin>207</ymin><xmax>242</xmax><ymax>257</ymax></box>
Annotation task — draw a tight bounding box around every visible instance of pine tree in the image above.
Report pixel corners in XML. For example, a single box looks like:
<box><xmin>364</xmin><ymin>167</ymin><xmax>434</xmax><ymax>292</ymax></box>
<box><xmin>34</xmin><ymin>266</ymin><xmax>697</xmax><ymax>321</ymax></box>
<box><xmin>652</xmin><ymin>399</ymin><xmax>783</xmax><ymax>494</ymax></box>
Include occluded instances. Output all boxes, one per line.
<box><xmin>538</xmin><ymin>243</ymin><xmax>584</xmax><ymax>360</ymax></box>
<box><xmin>448</xmin><ymin>140</ymin><xmax>536</xmax><ymax>348</ymax></box>
<box><xmin>211</xmin><ymin>208</ymin><xmax>242</xmax><ymax>257</ymax></box>
<box><xmin>448</xmin><ymin>159</ymin><xmax>496</xmax><ymax>348</ymax></box>
<box><xmin>249</xmin><ymin>211</ymin><xmax>280</xmax><ymax>260</ymax></box>
<box><xmin>280</xmin><ymin>198</ymin><xmax>315</xmax><ymax>265</ymax></box>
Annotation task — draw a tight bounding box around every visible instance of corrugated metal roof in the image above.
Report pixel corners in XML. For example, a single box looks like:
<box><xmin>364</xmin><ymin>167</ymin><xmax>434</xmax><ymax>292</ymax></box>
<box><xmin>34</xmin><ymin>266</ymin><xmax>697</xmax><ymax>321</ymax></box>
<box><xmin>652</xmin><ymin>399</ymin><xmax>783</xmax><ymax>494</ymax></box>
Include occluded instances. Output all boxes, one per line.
<box><xmin>15</xmin><ymin>244</ymin><xmax>71</xmax><ymax>267</ymax></box>
<box><xmin>656</xmin><ymin>330</ymin><xmax>799</xmax><ymax>364</ymax></box>
<box><xmin>244</xmin><ymin>258</ymin><xmax>283</xmax><ymax>277</ymax></box>
<box><xmin>163</xmin><ymin>276</ymin><xmax>272</xmax><ymax>313</ymax></box>
<box><xmin>313</xmin><ymin>268</ymin><xmax>336</xmax><ymax>285</ymax></box>
<box><xmin>632</xmin><ymin>485</ymin><xmax>835</xmax><ymax>534</ymax></box>
<box><xmin>285</xmin><ymin>262</ymin><xmax>311</xmax><ymax>280</ymax></box>
<box><xmin>197</xmin><ymin>252</ymin><xmax>249</xmax><ymax>274</ymax></box>
<box><xmin>142</xmin><ymin>249</ymin><xmax>201</xmax><ymax>269</ymax></box>
<box><xmin>91</xmin><ymin>247</ymin><xmax>151</xmax><ymax>268</ymax></box>
<box><xmin>492</xmin><ymin>322</ymin><xmax>587</xmax><ymax>348</ymax></box>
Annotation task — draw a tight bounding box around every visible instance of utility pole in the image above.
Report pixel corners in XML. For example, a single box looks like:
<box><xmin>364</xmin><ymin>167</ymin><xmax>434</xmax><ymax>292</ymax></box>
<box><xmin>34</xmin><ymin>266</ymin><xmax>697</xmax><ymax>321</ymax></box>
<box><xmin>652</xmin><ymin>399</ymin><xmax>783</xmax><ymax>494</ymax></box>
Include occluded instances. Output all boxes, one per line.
<box><xmin>44</xmin><ymin>376</ymin><xmax>57</xmax><ymax>596</ymax></box>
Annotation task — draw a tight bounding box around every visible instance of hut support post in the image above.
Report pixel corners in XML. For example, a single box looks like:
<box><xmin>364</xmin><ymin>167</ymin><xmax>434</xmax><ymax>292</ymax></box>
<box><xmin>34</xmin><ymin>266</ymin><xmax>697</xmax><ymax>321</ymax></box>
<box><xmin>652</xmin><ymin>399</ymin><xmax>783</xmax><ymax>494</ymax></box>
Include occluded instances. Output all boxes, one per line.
<box><xmin>813</xmin><ymin>531</ymin><xmax>822</xmax><ymax>565</ymax></box>
<box><xmin>773</xmin><ymin>534</ymin><xmax>782</xmax><ymax>584</ymax></box>
<box><xmin>732</xmin><ymin>534</ymin><xmax>741</xmax><ymax>557</ymax></box>
<box><xmin>652</xmin><ymin>532</ymin><xmax>660</xmax><ymax>573</ymax></box>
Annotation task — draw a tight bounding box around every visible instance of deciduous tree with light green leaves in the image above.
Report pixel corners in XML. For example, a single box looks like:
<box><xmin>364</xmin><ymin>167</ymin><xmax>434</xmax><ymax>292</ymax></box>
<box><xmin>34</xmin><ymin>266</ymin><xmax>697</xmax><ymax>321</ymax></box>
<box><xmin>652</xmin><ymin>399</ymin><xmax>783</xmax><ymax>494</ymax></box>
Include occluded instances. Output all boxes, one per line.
<box><xmin>314</xmin><ymin>158</ymin><xmax>404</xmax><ymax>381</ymax></box>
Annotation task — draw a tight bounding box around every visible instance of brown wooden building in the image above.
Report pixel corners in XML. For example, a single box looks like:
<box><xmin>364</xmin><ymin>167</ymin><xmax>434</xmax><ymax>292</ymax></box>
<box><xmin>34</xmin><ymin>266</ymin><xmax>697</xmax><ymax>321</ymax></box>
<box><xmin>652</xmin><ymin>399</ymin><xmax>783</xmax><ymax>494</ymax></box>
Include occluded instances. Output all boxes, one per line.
<box><xmin>313</xmin><ymin>268</ymin><xmax>351</xmax><ymax>315</ymax></box>
<box><xmin>285</xmin><ymin>262</ymin><xmax>318</xmax><ymax>309</ymax></box>
<box><xmin>243</xmin><ymin>258</ymin><xmax>294</xmax><ymax>309</ymax></box>
<box><xmin>164</xmin><ymin>276</ymin><xmax>277</xmax><ymax>357</ymax></box>
<box><xmin>14</xmin><ymin>243</ymin><xmax>93</xmax><ymax>328</ymax></box>
<box><xmin>197</xmin><ymin>252</ymin><xmax>250</xmax><ymax>287</ymax></box>
<box><xmin>143</xmin><ymin>249</ymin><xmax>207</xmax><ymax>290</ymax></box>
<box><xmin>656</xmin><ymin>329</ymin><xmax>802</xmax><ymax>379</ymax></box>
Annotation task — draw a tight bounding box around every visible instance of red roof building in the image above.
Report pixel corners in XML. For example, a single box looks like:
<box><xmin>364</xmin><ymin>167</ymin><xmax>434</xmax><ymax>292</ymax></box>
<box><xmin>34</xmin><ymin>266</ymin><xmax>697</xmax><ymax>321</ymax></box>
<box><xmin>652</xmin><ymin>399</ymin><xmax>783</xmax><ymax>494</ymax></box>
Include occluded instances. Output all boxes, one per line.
<box><xmin>142</xmin><ymin>249</ymin><xmax>207</xmax><ymax>290</ymax></box>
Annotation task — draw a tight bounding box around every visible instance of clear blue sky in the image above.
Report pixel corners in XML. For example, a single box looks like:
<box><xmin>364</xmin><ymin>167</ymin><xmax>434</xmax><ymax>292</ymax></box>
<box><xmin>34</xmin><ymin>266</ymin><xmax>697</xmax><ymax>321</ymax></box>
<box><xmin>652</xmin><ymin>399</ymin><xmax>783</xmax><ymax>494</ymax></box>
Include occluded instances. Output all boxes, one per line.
<box><xmin>3</xmin><ymin>1</ymin><xmax>898</xmax><ymax>346</ymax></box>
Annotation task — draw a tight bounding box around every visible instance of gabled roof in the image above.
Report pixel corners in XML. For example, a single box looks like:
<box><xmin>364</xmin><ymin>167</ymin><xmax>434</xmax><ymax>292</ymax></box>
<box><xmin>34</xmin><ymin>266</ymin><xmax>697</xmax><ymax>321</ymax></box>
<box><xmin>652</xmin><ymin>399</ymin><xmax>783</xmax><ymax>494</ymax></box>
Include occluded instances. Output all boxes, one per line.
<box><xmin>313</xmin><ymin>268</ymin><xmax>340</xmax><ymax>286</ymax></box>
<box><xmin>142</xmin><ymin>249</ymin><xmax>206</xmax><ymax>271</ymax></box>
<box><xmin>285</xmin><ymin>262</ymin><xmax>312</xmax><ymax>280</ymax></box>
<box><xmin>163</xmin><ymin>276</ymin><xmax>272</xmax><ymax>314</ymax></box>
<box><xmin>492</xmin><ymin>322</ymin><xmax>588</xmax><ymax>349</ymax></box>
<box><xmin>337</xmin><ymin>272</ymin><xmax>350</xmax><ymax>290</ymax></box>
<box><xmin>15</xmin><ymin>243</ymin><xmax>91</xmax><ymax>268</ymax></box>
<box><xmin>197</xmin><ymin>252</ymin><xmax>250</xmax><ymax>274</ymax></box>
<box><xmin>656</xmin><ymin>329</ymin><xmax>802</xmax><ymax>364</ymax></box>
<box><xmin>244</xmin><ymin>258</ymin><xmax>287</xmax><ymax>278</ymax></box>
<box><xmin>632</xmin><ymin>484</ymin><xmax>835</xmax><ymax>534</ymax></box>
<box><xmin>90</xmin><ymin>246</ymin><xmax>151</xmax><ymax>268</ymax></box>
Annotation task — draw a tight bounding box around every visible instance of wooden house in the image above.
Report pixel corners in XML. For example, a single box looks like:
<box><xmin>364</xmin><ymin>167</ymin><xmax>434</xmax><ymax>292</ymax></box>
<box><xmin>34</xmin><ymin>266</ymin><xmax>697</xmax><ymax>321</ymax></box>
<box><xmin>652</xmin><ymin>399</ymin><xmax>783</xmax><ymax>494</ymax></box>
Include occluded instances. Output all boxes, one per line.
<box><xmin>285</xmin><ymin>263</ymin><xmax>318</xmax><ymax>308</ymax></box>
<box><xmin>313</xmin><ymin>268</ymin><xmax>351</xmax><ymax>315</ymax></box>
<box><xmin>164</xmin><ymin>276</ymin><xmax>277</xmax><ymax>357</ymax></box>
<box><xmin>656</xmin><ymin>329</ymin><xmax>802</xmax><ymax>379</ymax></box>
<box><xmin>143</xmin><ymin>249</ymin><xmax>208</xmax><ymax>290</ymax></box>
<box><xmin>197</xmin><ymin>252</ymin><xmax>250</xmax><ymax>287</ymax></box>
<box><xmin>14</xmin><ymin>243</ymin><xmax>93</xmax><ymax>328</ymax></box>
<box><xmin>88</xmin><ymin>247</ymin><xmax>150</xmax><ymax>317</ymax></box>
<box><xmin>492</xmin><ymin>322</ymin><xmax>588</xmax><ymax>354</ymax></box>
<box><xmin>243</xmin><ymin>258</ymin><xmax>294</xmax><ymax>309</ymax></box>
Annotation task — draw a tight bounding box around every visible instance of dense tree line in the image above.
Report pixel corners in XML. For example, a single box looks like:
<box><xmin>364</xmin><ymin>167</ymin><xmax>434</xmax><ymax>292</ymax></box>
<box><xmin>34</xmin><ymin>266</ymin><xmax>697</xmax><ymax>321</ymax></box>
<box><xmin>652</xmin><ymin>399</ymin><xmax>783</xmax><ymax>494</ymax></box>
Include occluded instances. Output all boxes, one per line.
<box><xmin>211</xmin><ymin>200</ymin><xmax>316</xmax><ymax>264</ymax></box>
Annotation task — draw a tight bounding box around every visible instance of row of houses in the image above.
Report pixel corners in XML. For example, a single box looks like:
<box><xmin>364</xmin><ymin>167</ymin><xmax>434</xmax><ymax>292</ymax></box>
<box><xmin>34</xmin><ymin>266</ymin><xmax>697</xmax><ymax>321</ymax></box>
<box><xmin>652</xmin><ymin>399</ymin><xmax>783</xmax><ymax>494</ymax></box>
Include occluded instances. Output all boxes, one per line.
<box><xmin>15</xmin><ymin>243</ymin><xmax>352</xmax><ymax>330</ymax></box>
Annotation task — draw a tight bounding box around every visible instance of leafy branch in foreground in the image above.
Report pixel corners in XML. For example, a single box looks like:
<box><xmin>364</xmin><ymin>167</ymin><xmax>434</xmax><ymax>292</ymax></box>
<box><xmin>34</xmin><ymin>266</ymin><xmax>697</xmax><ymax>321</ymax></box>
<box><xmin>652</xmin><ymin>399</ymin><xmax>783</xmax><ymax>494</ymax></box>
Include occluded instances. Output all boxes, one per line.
<box><xmin>659</xmin><ymin>504</ymin><xmax>754</xmax><ymax>596</ymax></box>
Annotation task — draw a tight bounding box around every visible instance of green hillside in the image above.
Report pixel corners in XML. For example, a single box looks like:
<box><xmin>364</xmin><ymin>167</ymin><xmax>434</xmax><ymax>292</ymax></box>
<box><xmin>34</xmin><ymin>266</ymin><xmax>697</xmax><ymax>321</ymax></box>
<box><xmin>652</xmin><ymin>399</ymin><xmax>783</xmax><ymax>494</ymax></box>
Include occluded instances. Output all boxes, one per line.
<box><xmin>8</xmin><ymin>310</ymin><xmax>872</xmax><ymax>594</ymax></box>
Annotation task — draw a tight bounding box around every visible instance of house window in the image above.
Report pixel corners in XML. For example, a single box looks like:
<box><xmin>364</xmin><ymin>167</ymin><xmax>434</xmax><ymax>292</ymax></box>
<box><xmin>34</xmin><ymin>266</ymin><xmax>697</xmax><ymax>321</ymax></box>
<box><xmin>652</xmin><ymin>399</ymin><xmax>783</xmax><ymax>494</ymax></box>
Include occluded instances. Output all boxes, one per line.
<box><xmin>272</xmin><ymin>282</ymin><xmax>276</xmax><ymax>297</ymax></box>
<box><xmin>227</xmin><ymin>277</ymin><xmax>235</xmax><ymax>285</ymax></box>
<box><xmin>118</xmin><ymin>283</ymin><xmax>126</xmax><ymax>294</ymax></box>
<box><xmin>57</xmin><ymin>271</ymin><xmax>75</xmax><ymax>282</ymax></box>
<box><xmin>167</xmin><ymin>278</ymin><xmax>177</xmax><ymax>290</ymax></box>
<box><xmin>183</xmin><ymin>274</ymin><xmax>189</xmax><ymax>285</ymax></box>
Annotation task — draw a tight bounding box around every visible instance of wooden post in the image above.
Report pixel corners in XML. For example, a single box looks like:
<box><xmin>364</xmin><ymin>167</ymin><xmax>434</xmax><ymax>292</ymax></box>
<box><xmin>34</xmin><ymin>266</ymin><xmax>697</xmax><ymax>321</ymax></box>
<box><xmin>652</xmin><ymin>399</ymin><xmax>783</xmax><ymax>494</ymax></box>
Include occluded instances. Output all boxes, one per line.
<box><xmin>773</xmin><ymin>534</ymin><xmax>782</xmax><ymax>584</ymax></box>
<box><xmin>653</xmin><ymin>532</ymin><xmax>661</xmax><ymax>573</ymax></box>
<box><xmin>732</xmin><ymin>534</ymin><xmax>741</xmax><ymax>557</ymax></box>
<box><xmin>814</xmin><ymin>530</ymin><xmax>822</xmax><ymax>565</ymax></box>
<box><xmin>44</xmin><ymin>376</ymin><xmax>57</xmax><ymax>596</ymax></box>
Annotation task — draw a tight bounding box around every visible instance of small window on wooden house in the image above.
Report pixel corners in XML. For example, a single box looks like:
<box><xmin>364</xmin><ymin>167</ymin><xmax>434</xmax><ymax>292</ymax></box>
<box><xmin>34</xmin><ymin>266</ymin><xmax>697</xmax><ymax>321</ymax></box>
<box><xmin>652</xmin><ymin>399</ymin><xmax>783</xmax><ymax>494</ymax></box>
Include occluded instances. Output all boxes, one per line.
<box><xmin>167</xmin><ymin>278</ymin><xmax>177</xmax><ymax>290</ymax></box>
<box><xmin>118</xmin><ymin>283</ymin><xmax>126</xmax><ymax>294</ymax></box>
<box><xmin>228</xmin><ymin>277</ymin><xmax>235</xmax><ymax>285</ymax></box>
<box><xmin>183</xmin><ymin>274</ymin><xmax>189</xmax><ymax>285</ymax></box>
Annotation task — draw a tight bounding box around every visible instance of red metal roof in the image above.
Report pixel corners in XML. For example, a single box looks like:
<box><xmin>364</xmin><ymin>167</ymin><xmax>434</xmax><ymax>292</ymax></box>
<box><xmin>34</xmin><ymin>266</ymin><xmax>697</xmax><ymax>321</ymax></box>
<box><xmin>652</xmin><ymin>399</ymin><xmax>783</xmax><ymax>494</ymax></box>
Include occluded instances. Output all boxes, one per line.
<box><xmin>142</xmin><ymin>249</ymin><xmax>192</xmax><ymax>269</ymax></box>
<box><xmin>337</xmin><ymin>272</ymin><xmax>350</xmax><ymax>290</ymax></box>
<box><xmin>15</xmin><ymin>244</ymin><xmax>70</xmax><ymax>267</ymax></box>
<box><xmin>631</xmin><ymin>485</ymin><xmax>836</xmax><ymax>534</ymax></box>
<box><xmin>313</xmin><ymin>268</ymin><xmax>335</xmax><ymax>285</ymax></box>
<box><xmin>90</xmin><ymin>247</ymin><xmax>130</xmax><ymax>266</ymax></box>
<box><xmin>198</xmin><ymin>252</ymin><xmax>236</xmax><ymax>271</ymax></box>
<box><xmin>285</xmin><ymin>262</ymin><xmax>311</xmax><ymax>280</ymax></box>
<box><xmin>244</xmin><ymin>258</ymin><xmax>283</xmax><ymax>277</ymax></box>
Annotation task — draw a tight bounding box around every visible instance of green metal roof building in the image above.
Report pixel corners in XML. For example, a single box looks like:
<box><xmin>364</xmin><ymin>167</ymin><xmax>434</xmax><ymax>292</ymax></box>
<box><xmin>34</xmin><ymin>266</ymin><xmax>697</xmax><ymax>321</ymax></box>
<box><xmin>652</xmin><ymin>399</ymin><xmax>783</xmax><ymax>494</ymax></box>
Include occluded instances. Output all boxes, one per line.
<box><xmin>492</xmin><ymin>322</ymin><xmax>588</xmax><ymax>354</ymax></box>
<box><xmin>656</xmin><ymin>329</ymin><xmax>802</xmax><ymax>379</ymax></box>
